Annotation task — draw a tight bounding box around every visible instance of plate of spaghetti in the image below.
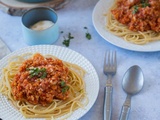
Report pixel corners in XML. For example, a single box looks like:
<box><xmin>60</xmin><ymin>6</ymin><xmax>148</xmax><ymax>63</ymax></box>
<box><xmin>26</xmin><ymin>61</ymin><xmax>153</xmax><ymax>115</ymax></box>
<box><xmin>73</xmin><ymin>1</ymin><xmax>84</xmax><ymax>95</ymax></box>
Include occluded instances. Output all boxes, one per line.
<box><xmin>92</xmin><ymin>0</ymin><xmax>160</xmax><ymax>52</ymax></box>
<box><xmin>0</xmin><ymin>45</ymin><xmax>99</xmax><ymax>120</ymax></box>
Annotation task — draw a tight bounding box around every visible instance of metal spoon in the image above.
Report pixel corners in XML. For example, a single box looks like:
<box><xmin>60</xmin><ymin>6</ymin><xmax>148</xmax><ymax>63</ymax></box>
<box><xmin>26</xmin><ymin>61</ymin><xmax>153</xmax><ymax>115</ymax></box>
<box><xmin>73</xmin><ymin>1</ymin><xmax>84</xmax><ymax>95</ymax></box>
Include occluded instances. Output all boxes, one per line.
<box><xmin>119</xmin><ymin>65</ymin><xmax>144</xmax><ymax>120</ymax></box>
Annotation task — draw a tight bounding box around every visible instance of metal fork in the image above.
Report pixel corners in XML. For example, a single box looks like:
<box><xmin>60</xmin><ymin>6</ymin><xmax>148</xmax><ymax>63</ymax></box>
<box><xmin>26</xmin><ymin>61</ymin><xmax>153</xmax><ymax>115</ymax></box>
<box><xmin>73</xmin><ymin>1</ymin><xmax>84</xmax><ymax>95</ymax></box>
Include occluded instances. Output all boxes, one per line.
<box><xmin>103</xmin><ymin>51</ymin><xmax>117</xmax><ymax>120</ymax></box>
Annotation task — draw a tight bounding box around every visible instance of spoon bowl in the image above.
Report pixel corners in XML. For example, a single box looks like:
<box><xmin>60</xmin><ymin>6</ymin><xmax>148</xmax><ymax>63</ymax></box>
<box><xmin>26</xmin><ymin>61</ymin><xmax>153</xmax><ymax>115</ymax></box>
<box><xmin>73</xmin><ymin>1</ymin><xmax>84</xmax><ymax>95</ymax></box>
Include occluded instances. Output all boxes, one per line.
<box><xmin>119</xmin><ymin>65</ymin><xmax>144</xmax><ymax>120</ymax></box>
<box><xmin>122</xmin><ymin>65</ymin><xmax>144</xmax><ymax>95</ymax></box>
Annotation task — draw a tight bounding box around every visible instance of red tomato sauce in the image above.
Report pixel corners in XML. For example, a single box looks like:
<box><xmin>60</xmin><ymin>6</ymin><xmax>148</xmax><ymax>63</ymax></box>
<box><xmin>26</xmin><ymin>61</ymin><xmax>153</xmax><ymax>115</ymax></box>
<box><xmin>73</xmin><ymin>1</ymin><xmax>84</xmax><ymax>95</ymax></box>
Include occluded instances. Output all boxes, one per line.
<box><xmin>111</xmin><ymin>0</ymin><xmax>160</xmax><ymax>32</ymax></box>
<box><xmin>11</xmin><ymin>53</ymin><xmax>70</xmax><ymax>106</ymax></box>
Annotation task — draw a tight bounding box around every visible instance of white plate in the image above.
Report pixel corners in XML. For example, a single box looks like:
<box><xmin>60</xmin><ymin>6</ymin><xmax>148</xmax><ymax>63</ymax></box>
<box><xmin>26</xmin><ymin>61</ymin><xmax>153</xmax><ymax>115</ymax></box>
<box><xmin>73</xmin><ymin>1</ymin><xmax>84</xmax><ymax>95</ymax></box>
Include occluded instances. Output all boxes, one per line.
<box><xmin>0</xmin><ymin>45</ymin><xmax>99</xmax><ymax>120</ymax></box>
<box><xmin>1</xmin><ymin>0</ymin><xmax>53</xmax><ymax>8</ymax></box>
<box><xmin>92</xmin><ymin>0</ymin><xmax>160</xmax><ymax>52</ymax></box>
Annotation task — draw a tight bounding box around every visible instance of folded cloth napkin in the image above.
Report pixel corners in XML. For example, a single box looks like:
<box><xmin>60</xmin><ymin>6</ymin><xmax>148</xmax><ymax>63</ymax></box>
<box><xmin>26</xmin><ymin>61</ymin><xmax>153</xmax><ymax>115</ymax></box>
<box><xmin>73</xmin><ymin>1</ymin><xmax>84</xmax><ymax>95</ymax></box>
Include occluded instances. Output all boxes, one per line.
<box><xmin>0</xmin><ymin>38</ymin><xmax>11</xmax><ymax>59</ymax></box>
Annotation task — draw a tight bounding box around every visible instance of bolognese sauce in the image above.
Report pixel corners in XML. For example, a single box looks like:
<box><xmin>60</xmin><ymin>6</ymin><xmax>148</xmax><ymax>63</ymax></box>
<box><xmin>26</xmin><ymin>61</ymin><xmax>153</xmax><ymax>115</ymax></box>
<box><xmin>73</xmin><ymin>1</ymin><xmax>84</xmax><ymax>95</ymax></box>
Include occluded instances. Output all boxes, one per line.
<box><xmin>111</xmin><ymin>0</ymin><xmax>160</xmax><ymax>32</ymax></box>
<box><xmin>11</xmin><ymin>53</ymin><xmax>70</xmax><ymax>106</ymax></box>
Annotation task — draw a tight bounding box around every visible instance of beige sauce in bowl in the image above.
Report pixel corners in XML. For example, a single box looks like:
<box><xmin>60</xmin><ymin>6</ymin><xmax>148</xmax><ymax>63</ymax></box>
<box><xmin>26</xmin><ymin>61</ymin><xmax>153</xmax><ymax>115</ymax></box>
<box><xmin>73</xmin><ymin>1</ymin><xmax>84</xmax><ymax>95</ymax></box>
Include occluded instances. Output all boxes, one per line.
<box><xmin>30</xmin><ymin>20</ymin><xmax>54</xmax><ymax>30</ymax></box>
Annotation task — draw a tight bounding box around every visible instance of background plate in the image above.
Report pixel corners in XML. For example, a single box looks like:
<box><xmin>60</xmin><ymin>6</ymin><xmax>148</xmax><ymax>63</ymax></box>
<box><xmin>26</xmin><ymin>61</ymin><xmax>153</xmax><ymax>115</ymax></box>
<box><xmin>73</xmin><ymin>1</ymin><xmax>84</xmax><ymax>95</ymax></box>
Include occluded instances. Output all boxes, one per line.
<box><xmin>0</xmin><ymin>45</ymin><xmax>99</xmax><ymax>120</ymax></box>
<box><xmin>17</xmin><ymin>0</ymin><xmax>51</xmax><ymax>3</ymax></box>
<box><xmin>92</xmin><ymin>0</ymin><xmax>160</xmax><ymax>52</ymax></box>
<box><xmin>0</xmin><ymin>0</ymin><xmax>67</xmax><ymax>16</ymax></box>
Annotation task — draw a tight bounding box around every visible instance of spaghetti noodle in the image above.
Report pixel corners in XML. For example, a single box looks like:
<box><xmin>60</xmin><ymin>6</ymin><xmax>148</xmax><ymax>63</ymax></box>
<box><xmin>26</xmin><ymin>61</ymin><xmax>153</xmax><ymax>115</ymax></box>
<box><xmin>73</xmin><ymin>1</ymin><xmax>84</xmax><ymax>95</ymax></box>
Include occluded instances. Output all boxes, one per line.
<box><xmin>0</xmin><ymin>53</ymin><xmax>88</xmax><ymax>120</ymax></box>
<box><xmin>106</xmin><ymin>0</ymin><xmax>160</xmax><ymax>45</ymax></box>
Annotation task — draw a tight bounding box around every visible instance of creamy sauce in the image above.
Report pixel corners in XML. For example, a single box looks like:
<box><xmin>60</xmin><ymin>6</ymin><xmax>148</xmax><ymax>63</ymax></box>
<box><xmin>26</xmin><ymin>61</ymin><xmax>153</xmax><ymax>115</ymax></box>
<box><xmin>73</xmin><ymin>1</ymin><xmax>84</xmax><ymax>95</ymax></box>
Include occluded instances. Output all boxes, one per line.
<box><xmin>30</xmin><ymin>20</ymin><xmax>54</xmax><ymax>31</ymax></box>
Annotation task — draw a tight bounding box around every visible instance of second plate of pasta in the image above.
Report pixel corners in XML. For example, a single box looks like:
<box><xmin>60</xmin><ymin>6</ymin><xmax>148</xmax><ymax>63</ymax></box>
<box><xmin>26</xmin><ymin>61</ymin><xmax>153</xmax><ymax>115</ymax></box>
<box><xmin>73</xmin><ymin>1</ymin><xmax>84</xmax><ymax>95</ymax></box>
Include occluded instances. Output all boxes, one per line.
<box><xmin>92</xmin><ymin>0</ymin><xmax>160</xmax><ymax>52</ymax></box>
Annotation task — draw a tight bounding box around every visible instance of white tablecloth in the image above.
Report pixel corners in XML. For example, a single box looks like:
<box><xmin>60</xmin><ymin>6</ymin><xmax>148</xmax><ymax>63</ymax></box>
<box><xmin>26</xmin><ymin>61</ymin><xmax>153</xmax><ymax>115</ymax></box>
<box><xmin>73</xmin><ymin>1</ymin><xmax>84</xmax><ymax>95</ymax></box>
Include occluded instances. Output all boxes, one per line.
<box><xmin>0</xmin><ymin>0</ymin><xmax>160</xmax><ymax>120</ymax></box>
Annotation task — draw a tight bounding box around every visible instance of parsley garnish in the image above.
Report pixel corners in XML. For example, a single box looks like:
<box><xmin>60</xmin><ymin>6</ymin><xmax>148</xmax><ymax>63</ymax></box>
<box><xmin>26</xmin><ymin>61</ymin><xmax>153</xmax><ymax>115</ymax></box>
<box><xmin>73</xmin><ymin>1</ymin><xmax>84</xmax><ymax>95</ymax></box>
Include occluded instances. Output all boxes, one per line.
<box><xmin>141</xmin><ymin>0</ymin><xmax>149</xmax><ymax>7</ymax></box>
<box><xmin>62</xmin><ymin>32</ymin><xmax>74</xmax><ymax>47</ymax></box>
<box><xmin>132</xmin><ymin>5</ymin><xmax>139</xmax><ymax>14</ymax></box>
<box><xmin>27</xmin><ymin>67</ymin><xmax>47</xmax><ymax>78</ymax></box>
<box><xmin>60</xmin><ymin>80</ymin><xmax>66</xmax><ymax>87</ymax></box>
<box><xmin>84</xmin><ymin>27</ymin><xmax>92</xmax><ymax>40</ymax></box>
<box><xmin>132</xmin><ymin>0</ymin><xmax>149</xmax><ymax>14</ymax></box>
<box><xmin>62</xmin><ymin>86</ymin><xmax>69</xmax><ymax>93</ymax></box>
<box><xmin>86</xmin><ymin>33</ymin><xmax>92</xmax><ymax>40</ymax></box>
<box><xmin>60</xmin><ymin>80</ymin><xmax>69</xmax><ymax>93</ymax></box>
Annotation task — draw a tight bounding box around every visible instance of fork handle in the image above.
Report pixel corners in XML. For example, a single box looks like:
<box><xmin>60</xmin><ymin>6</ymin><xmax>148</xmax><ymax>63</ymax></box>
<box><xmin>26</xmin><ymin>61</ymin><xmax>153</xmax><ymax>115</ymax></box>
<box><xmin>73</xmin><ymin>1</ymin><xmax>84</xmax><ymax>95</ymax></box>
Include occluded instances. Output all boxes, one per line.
<box><xmin>103</xmin><ymin>86</ymin><xmax>113</xmax><ymax>120</ymax></box>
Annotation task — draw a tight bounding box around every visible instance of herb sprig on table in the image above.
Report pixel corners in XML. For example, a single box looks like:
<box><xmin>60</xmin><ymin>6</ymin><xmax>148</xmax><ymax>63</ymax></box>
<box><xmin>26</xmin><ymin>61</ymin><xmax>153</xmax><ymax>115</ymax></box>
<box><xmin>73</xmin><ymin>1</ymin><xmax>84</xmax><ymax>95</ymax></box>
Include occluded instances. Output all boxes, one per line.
<box><xmin>62</xmin><ymin>32</ymin><xmax>74</xmax><ymax>47</ymax></box>
<box><xmin>84</xmin><ymin>27</ymin><xmax>92</xmax><ymax>40</ymax></box>
<box><xmin>61</xmin><ymin>26</ymin><xmax>92</xmax><ymax>47</ymax></box>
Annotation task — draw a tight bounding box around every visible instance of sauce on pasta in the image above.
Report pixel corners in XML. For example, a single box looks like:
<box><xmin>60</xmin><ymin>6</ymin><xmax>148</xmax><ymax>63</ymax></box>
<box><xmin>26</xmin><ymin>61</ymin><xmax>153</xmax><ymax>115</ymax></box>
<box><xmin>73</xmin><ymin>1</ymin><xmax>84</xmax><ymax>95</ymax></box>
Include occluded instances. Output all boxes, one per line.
<box><xmin>11</xmin><ymin>53</ymin><xmax>70</xmax><ymax>106</ymax></box>
<box><xmin>111</xmin><ymin>0</ymin><xmax>160</xmax><ymax>32</ymax></box>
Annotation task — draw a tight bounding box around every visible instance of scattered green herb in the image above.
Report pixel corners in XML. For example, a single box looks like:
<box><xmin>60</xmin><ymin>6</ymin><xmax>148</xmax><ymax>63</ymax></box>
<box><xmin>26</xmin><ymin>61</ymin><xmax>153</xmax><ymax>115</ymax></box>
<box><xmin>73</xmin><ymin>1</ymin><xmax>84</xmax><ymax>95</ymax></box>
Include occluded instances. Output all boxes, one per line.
<box><xmin>132</xmin><ymin>5</ymin><xmax>139</xmax><ymax>14</ymax></box>
<box><xmin>27</xmin><ymin>67</ymin><xmax>47</xmax><ymax>78</ymax></box>
<box><xmin>86</xmin><ymin>33</ymin><xmax>91</xmax><ymax>40</ymax></box>
<box><xmin>62</xmin><ymin>86</ymin><xmax>69</xmax><ymax>93</ymax></box>
<box><xmin>62</xmin><ymin>32</ymin><xmax>74</xmax><ymax>47</ymax></box>
<box><xmin>60</xmin><ymin>80</ymin><xmax>69</xmax><ymax>93</ymax></box>
<box><xmin>84</xmin><ymin>27</ymin><xmax>92</xmax><ymax>40</ymax></box>
<box><xmin>60</xmin><ymin>80</ymin><xmax>66</xmax><ymax>87</ymax></box>
<box><xmin>62</xmin><ymin>37</ymin><xmax>70</xmax><ymax>47</ymax></box>
<box><xmin>141</xmin><ymin>0</ymin><xmax>149</xmax><ymax>7</ymax></box>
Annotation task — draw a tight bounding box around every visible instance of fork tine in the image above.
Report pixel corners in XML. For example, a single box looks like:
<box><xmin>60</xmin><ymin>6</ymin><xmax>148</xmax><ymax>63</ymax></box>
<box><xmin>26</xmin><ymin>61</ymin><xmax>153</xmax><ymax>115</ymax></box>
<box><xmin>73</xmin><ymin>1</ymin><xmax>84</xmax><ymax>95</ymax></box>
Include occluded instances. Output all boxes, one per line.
<box><xmin>104</xmin><ymin>51</ymin><xmax>109</xmax><ymax>68</ymax></box>
<box><xmin>113</xmin><ymin>51</ymin><xmax>117</xmax><ymax>68</ymax></box>
<box><xmin>104</xmin><ymin>50</ymin><xmax>117</xmax><ymax>73</ymax></box>
<box><xmin>111</xmin><ymin>51</ymin><xmax>117</xmax><ymax>70</ymax></box>
<box><xmin>104</xmin><ymin>51</ymin><xmax>117</xmax><ymax>67</ymax></box>
<box><xmin>108</xmin><ymin>51</ymin><xmax>110</xmax><ymax>66</ymax></box>
<box><xmin>104</xmin><ymin>51</ymin><xmax>107</xmax><ymax>69</ymax></box>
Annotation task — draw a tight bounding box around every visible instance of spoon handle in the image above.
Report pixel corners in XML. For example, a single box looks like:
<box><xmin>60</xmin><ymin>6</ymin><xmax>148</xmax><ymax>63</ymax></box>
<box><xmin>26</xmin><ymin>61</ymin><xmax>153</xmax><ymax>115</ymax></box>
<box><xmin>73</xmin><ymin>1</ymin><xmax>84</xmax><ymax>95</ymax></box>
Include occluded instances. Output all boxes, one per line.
<box><xmin>119</xmin><ymin>105</ymin><xmax>130</xmax><ymax>120</ymax></box>
<box><xmin>103</xmin><ymin>86</ymin><xmax>113</xmax><ymax>120</ymax></box>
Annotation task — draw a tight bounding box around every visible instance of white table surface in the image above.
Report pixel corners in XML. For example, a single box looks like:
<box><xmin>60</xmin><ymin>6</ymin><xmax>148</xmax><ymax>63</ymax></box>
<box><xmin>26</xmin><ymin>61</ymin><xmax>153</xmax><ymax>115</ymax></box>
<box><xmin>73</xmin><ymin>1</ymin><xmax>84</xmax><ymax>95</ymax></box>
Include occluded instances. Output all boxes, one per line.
<box><xmin>0</xmin><ymin>0</ymin><xmax>160</xmax><ymax>120</ymax></box>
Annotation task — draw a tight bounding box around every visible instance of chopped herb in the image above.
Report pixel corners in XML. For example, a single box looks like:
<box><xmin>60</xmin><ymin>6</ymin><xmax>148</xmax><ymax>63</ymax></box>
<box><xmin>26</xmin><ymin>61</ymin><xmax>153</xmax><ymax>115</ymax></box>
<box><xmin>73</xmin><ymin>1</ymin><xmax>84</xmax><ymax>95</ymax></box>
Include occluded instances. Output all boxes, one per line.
<box><xmin>132</xmin><ymin>5</ymin><xmax>139</xmax><ymax>14</ymax></box>
<box><xmin>62</xmin><ymin>32</ymin><xmax>74</xmax><ymax>47</ymax></box>
<box><xmin>68</xmin><ymin>32</ymin><xmax>74</xmax><ymax>39</ymax></box>
<box><xmin>86</xmin><ymin>33</ymin><xmax>91</xmax><ymax>40</ymax></box>
<box><xmin>60</xmin><ymin>80</ymin><xmax>66</xmax><ymax>87</ymax></box>
<box><xmin>141</xmin><ymin>0</ymin><xmax>149</xmax><ymax>7</ymax></box>
<box><xmin>84</xmin><ymin>27</ymin><xmax>92</xmax><ymax>40</ymax></box>
<box><xmin>62</xmin><ymin>37</ymin><xmax>70</xmax><ymax>47</ymax></box>
<box><xmin>142</xmin><ymin>3</ymin><xmax>149</xmax><ymax>7</ymax></box>
<box><xmin>27</xmin><ymin>67</ymin><xmax>47</xmax><ymax>78</ymax></box>
<box><xmin>60</xmin><ymin>31</ymin><xmax>64</xmax><ymax>33</ymax></box>
<box><xmin>41</xmin><ymin>71</ymin><xmax>47</xmax><ymax>78</ymax></box>
<box><xmin>60</xmin><ymin>80</ymin><xmax>69</xmax><ymax>93</ymax></box>
<box><xmin>62</xmin><ymin>86</ymin><xmax>69</xmax><ymax>93</ymax></box>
